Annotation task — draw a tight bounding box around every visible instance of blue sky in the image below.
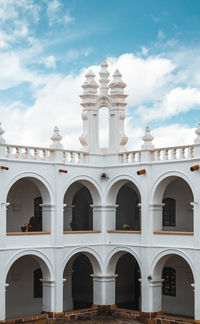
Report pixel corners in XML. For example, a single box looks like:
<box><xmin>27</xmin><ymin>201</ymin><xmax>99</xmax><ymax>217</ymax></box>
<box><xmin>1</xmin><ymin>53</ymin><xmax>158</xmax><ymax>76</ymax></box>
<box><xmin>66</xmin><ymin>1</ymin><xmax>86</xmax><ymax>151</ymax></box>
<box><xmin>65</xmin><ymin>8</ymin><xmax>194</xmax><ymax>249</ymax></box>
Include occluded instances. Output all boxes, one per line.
<box><xmin>0</xmin><ymin>0</ymin><xmax>200</xmax><ymax>149</ymax></box>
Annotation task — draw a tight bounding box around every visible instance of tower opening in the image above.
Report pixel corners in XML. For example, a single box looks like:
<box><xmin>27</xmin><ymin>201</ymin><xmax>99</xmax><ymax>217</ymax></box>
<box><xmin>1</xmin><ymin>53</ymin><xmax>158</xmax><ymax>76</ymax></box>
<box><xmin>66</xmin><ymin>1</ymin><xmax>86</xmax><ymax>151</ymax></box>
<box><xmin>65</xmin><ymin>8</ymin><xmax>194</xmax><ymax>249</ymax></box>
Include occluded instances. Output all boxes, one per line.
<box><xmin>99</xmin><ymin>107</ymin><xmax>109</xmax><ymax>148</ymax></box>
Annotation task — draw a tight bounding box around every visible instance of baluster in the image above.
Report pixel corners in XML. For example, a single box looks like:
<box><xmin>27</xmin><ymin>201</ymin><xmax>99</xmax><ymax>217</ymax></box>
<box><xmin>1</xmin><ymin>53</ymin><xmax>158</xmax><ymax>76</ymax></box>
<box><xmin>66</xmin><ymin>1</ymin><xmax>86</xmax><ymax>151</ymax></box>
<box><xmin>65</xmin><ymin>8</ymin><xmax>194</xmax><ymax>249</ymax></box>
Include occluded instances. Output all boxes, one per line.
<box><xmin>190</xmin><ymin>146</ymin><xmax>194</xmax><ymax>158</ymax></box>
<box><xmin>126</xmin><ymin>153</ymin><xmax>129</xmax><ymax>163</ymax></box>
<box><xmin>181</xmin><ymin>147</ymin><xmax>185</xmax><ymax>159</ymax></box>
<box><xmin>6</xmin><ymin>146</ymin><xmax>10</xmax><ymax>158</ymax></box>
<box><xmin>165</xmin><ymin>149</ymin><xmax>169</xmax><ymax>160</ymax></box>
<box><xmin>173</xmin><ymin>148</ymin><xmax>177</xmax><ymax>159</ymax></box>
<box><xmin>34</xmin><ymin>148</ymin><xmax>38</xmax><ymax>160</ymax></box>
<box><xmin>131</xmin><ymin>152</ymin><xmax>136</xmax><ymax>162</ymax></box>
<box><xmin>138</xmin><ymin>151</ymin><xmax>141</xmax><ymax>162</ymax></box>
<box><xmin>78</xmin><ymin>152</ymin><xmax>81</xmax><ymax>163</ymax></box>
<box><xmin>24</xmin><ymin>147</ymin><xmax>29</xmax><ymax>159</ymax></box>
<box><xmin>70</xmin><ymin>152</ymin><xmax>74</xmax><ymax>163</ymax></box>
<box><xmin>63</xmin><ymin>151</ymin><xmax>66</xmax><ymax>163</ymax></box>
<box><xmin>157</xmin><ymin>150</ymin><xmax>161</xmax><ymax>160</ymax></box>
<box><xmin>83</xmin><ymin>153</ymin><xmax>87</xmax><ymax>163</ymax></box>
<box><xmin>42</xmin><ymin>149</ymin><xmax>46</xmax><ymax>160</ymax></box>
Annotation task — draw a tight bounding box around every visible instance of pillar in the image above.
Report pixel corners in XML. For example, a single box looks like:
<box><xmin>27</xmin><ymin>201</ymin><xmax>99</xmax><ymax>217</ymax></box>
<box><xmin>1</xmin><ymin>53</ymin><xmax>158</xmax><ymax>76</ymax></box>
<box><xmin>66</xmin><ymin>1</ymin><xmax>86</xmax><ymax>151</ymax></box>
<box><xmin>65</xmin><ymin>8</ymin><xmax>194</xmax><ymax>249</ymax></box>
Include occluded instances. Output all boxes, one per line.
<box><xmin>40</xmin><ymin>279</ymin><xmax>56</xmax><ymax>312</ymax></box>
<box><xmin>91</xmin><ymin>205</ymin><xmax>118</xmax><ymax>232</ymax></box>
<box><xmin>40</xmin><ymin>204</ymin><xmax>55</xmax><ymax>232</ymax></box>
<box><xmin>191</xmin><ymin>202</ymin><xmax>200</xmax><ymax>246</ymax></box>
<box><xmin>0</xmin><ymin>202</ymin><xmax>9</xmax><ymax>247</ymax></box>
<box><xmin>150</xmin><ymin>204</ymin><xmax>165</xmax><ymax>232</ymax></box>
<box><xmin>0</xmin><ymin>281</ymin><xmax>7</xmax><ymax>320</ymax></box>
<box><xmin>141</xmin><ymin>277</ymin><xmax>163</xmax><ymax>313</ymax></box>
<box><xmin>92</xmin><ymin>275</ymin><xmax>117</xmax><ymax>306</ymax></box>
<box><xmin>63</xmin><ymin>205</ymin><xmax>74</xmax><ymax>231</ymax></box>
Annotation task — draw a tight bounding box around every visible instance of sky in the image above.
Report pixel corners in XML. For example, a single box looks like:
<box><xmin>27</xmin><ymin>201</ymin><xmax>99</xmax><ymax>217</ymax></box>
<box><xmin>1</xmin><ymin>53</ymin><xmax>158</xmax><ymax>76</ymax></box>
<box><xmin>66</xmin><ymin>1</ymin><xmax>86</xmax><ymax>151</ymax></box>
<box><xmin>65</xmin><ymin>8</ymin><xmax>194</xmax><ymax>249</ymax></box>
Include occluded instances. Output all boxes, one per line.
<box><xmin>0</xmin><ymin>0</ymin><xmax>200</xmax><ymax>150</ymax></box>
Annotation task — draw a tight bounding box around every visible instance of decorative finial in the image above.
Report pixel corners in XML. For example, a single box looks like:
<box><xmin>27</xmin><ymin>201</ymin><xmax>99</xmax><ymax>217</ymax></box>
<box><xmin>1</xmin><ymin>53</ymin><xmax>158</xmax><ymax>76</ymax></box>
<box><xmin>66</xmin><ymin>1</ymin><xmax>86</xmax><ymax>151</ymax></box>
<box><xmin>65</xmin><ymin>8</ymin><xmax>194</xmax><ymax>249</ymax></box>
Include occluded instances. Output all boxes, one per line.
<box><xmin>50</xmin><ymin>126</ymin><xmax>63</xmax><ymax>149</ymax></box>
<box><xmin>141</xmin><ymin>126</ymin><xmax>154</xmax><ymax>149</ymax></box>
<box><xmin>82</xmin><ymin>69</ymin><xmax>98</xmax><ymax>95</ymax></box>
<box><xmin>109</xmin><ymin>68</ymin><xmax>127</xmax><ymax>95</ymax></box>
<box><xmin>0</xmin><ymin>122</ymin><xmax>6</xmax><ymax>144</ymax></box>
<box><xmin>194</xmin><ymin>121</ymin><xmax>200</xmax><ymax>144</ymax></box>
<box><xmin>99</xmin><ymin>59</ymin><xmax>110</xmax><ymax>95</ymax></box>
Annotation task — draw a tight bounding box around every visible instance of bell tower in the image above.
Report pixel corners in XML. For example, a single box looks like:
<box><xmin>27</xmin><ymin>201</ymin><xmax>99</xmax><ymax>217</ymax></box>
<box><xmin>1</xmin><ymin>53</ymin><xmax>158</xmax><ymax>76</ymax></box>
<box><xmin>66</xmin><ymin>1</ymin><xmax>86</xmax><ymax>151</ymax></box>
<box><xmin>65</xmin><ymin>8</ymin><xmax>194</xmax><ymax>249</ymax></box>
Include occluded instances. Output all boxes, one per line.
<box><xmin>79</xmin><ymin>60</ymin><xmax>128</xmax><ymax>153</ymax></box>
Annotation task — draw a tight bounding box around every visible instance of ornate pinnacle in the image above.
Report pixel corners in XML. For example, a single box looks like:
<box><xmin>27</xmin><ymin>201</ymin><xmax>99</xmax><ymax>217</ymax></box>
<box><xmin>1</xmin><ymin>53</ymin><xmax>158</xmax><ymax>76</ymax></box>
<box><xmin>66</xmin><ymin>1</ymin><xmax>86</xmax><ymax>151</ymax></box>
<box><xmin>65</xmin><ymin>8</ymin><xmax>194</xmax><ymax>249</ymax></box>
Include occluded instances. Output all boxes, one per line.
<box><xmin>0</xmin><ymin>122</ymin><xmax>5</xmax><ymax>144</ymax></box>
<box><xmin>50</xmin><ymin>126</ymin><xmax>63</xmax><ymax>148</ymax></box>
<box><xmin>82</xmin><ymin>69</ymin><xmax>98</xmax><ymax>94</ymax></box>
<box><xmin>141</xmin><ymin>126</ymin><xmax>154</xmax><ymax>149</ymax></box>
<box><xmin>109</xmin><ymin>68</ymin><xmax>127</xmax><ymax>94</ymax></box>
<box><xmin>194</xmin><ymin>121</ymin><xmax>200</xmax><ymax>144</ymax></box>
<box><xmin>99</xmin><ymin>59</ymin><xmax>110</xmax><ymax>95</ymax></box>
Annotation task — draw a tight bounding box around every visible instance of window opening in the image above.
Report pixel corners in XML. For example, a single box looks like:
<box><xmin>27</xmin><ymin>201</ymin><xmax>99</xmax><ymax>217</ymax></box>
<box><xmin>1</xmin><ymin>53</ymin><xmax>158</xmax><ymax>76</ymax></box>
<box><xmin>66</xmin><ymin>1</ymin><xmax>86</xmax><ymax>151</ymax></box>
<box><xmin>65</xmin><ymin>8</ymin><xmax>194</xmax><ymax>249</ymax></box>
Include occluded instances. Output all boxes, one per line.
<box><xmin>99</xmin><ymin>107</ymin><xmax>109</xmax><ymax>148</ymax></box>
<box><xmin>162</xmin><ymin>267</ymin><xmax>176</xmax><ymax>296</ymax></box>
<box><xmin>162</xmin><ymin>198</ymin><xmax>176</xmax><ymax>226</ymax></box>
<box><xmin>34</xmin><ymin>268</ymin><xmax>43</xmax><ymax>298</ymax></box>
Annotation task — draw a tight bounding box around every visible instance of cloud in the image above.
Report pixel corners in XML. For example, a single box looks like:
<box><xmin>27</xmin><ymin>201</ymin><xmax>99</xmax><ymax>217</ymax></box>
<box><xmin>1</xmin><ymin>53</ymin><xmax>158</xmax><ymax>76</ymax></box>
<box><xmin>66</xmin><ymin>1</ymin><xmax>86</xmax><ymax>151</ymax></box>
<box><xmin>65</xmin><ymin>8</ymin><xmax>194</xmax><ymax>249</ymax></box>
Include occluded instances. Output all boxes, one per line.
<box><xmin>66</xmin><ymin>48</ymin><xmax>93</xmax><ymax>62</ymax></box>
<box><xmin>46</xmin><ymin>0</ymin><xmax>74</xmax><ymax>26</ymax></box>
<box><xmin>43</xmin><ymin>55</ymin><xmax>56</xmax><ymax>69</ymax></box>
<box><xmin>0</xmin><ymin>51</ymin><xmax>199</xmax><ymax>152</ymax></box>
<box><xmin>158</xmin><ymin>29</ymin><xmax>165</xmax><ymax>40</ymax></box>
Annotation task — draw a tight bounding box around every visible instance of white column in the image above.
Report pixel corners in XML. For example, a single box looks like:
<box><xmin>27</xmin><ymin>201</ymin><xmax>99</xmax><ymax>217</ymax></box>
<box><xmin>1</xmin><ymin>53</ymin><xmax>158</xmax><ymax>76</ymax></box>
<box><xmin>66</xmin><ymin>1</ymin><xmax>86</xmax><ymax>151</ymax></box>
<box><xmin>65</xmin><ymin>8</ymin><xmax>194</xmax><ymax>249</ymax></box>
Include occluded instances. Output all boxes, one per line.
<box><xmin>0</xmin><ymin>202</ymin><xmax>9</xmax><ymax>246</ymax></box>
<box><xmin>63</xmin><ymin>270</ymin><xmax>73</xmax><ymax>311</ymax></box>
<box><xmin>92</xmin><ymin>275</ymin><xmax>117</xmax><ymax>306</ymax></box>
<box><xmin>150</xmin><ymin>204</ymin><xmax>165</xmax><ymax>232</ymax></box>
<box><xmin>63</xmin><ymin>204</ymin><xmax>74</xmax><ymax>231</ymax></box>
<box><xmin>40</xmin><ymin>204</ymin><xmax>55</xmax><ymax>232</ymax></box>
<box><xmin>0</xmin><ymin>281</ymin><xmax>7</xmax><ymax>320</ymax></box>
<box><xmin>141</xmin><ymin>277</ymin><xmax>163</xmax><ymax>313</ymax></box>
<box><xmin>40</xmin><ymin>279</ymin><xmax>56</xmax><ymax>312</ymax></box>
<box><xmin>191</xmin><ymin>202</ymin><xmax>200</xmax><ymax>246</ymax></box>
<box><xmin>91</xmin><ymin>205</ymin><xmax>118</xmax><ymax>233</ymax></box>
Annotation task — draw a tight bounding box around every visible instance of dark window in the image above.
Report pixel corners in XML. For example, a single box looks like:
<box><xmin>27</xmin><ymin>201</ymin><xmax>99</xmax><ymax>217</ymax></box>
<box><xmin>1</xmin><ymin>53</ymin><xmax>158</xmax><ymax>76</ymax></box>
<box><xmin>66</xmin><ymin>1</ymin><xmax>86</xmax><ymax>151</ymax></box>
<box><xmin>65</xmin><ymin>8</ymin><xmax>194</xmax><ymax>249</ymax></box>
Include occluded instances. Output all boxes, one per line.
<box><xmin>162</xmin><ymin>267</ymin><xmax>176</xmax><ymax>296</ymax></box>
<box><xmin>34</xmin><ymin>268</ymin><xmax>43</xmax><ymax>298</ymax></box>
<box><xmin>162</xmin><ymin>198</ymin><xmax>176</xmax><ymax>226</ymax></box>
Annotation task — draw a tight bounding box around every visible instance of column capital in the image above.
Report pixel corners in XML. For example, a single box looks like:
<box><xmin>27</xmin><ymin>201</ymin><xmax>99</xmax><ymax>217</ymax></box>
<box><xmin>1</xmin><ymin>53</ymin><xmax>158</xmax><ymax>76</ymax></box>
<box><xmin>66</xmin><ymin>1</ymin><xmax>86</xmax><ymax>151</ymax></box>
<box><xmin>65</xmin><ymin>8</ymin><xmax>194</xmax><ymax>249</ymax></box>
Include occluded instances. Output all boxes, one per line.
<box><xmin>148</xmin><ymin>279</ymin><xmax>164</xmax><ymax>287</ymax></box>
<box><xmin>91</xmin><ymin>204</ymin><xmax>119</xmax><ymax>211</ymax></box>
<box><xmin>1</xmin><ymin>202</ymin><xmax>10</xmax><ymax>209</ymax></box>
<box><xmin>91</xmin><ymin>274</ymin><xmax>118</xmax><ymax>282</ymax></box>
<box><xmin>40</xmin><ymin>278</ymin><xmax>56</xmax><ymax>287</ymax></box>
<box><xmin>39</xmin><ymin>204</ymin><xmax>55</xmax><ymax>211</ymax></box>
<box><xmin>149</xmin><ymin>203</ymin><xmax>165</xmax><ymax>211</ymax></box>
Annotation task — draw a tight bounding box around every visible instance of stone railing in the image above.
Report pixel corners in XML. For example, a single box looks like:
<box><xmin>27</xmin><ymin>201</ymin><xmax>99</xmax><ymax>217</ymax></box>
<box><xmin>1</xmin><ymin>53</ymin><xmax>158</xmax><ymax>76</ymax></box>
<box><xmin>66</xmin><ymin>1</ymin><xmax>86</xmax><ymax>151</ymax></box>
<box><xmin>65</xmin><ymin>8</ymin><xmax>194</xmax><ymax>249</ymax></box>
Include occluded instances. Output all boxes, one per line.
<box><xmin>120</xmin><ymin>144</ymin><xmax>196</xmax><ymax>164</ymax></box>
<box><xmin>0</xmin><ymin>144</ymin><xmax>88</xmax><ymax>164</ymax></box>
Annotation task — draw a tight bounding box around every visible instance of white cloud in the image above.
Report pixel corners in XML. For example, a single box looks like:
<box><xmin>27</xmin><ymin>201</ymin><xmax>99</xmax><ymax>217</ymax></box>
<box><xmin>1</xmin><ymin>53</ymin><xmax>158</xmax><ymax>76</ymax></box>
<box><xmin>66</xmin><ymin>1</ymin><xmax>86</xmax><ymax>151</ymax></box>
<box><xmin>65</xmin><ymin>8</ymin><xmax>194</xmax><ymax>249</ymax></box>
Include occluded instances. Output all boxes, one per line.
<box><xmin>43</xmin><ymin>55</ymin><xmax>56</xmax><ymax>69</ymax></box>
<box><xmin>66</xmin><ymin>48</ymin><xmax>93</xmax><ymax>62</ymax></box>
<box><xmin>64</xmin><ymin>13</ymin><xmax>74</xmax><ymax>25</ymax></box>
<box><xmin>47</xmin><ymin>0</ymin><xmax>61</xmax><ymax>26</ymax></box>
<box><xmin>0</xmin><ymin>52</ymin><xmax>199</xmax><ymax>152</ymax></box>
<box><xmin>158</xmin><ymin>29</ymin><xmax>165</xmax><ymax>40</ymax></box>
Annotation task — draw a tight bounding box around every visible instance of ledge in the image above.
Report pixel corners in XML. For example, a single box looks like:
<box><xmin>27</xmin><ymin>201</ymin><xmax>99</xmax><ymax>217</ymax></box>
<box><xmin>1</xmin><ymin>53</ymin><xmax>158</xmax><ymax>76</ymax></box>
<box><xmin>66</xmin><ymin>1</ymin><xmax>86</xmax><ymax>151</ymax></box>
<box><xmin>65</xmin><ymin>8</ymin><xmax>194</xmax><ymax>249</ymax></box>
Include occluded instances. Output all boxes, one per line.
<box><xmin>7</xmin><ymin>231</ymin><xmax>50</xmax><ymax>236</ymax></box>
<box><xmin>107</xmin><ymin>230</ymin><xmax>141</xmax><ymax>234</ymax></box>
<box><xmin>63</xmin><ymin>230</ymin><xmax>101</xmax><ymax>234</ymax></box>
<box><xmin>154</xmin><ymin>231</ymin><xmax>194</xmax><ymax>236</ymax></box>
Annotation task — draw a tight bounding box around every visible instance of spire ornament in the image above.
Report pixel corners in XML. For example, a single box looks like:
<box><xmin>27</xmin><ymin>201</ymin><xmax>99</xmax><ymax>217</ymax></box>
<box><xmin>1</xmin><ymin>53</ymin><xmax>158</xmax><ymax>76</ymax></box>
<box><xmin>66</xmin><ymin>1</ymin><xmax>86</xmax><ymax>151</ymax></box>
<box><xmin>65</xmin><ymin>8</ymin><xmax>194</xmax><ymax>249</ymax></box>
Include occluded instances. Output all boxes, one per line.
<box><xmin>194</xmin><ymin>121</ymin><xmax>200</xmax><ymax>144</ymax></box>
<box><xmin>141</xmin><ymin>126</ymin><xmax>154</xmax><ymax>149</ymax></box>
<box><xmin>50</xmin><ymin>126</ymin><xmax>63</xmax><ymax>149</ymax></box>
<box><xmin>99</xmin><ymin>59</ymin><xmax>110</xmax><ymax>96</ymax></box>
<box><xmin>0</xmin><ymin>122</ymin><xmax>6</xmax><ymax>144</ymax></box>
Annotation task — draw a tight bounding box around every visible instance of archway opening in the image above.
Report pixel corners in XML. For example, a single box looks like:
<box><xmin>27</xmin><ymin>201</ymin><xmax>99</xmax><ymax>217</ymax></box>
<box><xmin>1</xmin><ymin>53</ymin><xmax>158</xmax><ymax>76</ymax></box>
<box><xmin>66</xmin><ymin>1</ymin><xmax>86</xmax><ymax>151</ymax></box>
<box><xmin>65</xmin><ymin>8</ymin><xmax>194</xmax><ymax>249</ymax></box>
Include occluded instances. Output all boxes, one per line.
<box><xmin>6</xmin><ymin>178</ymin><xmax>51</xmax><ymax>233</ymax></box>
<box><xmin>63</xmin><ymin>182</ymin><xmax>93</xmax><ymax>231</ymax></box>
<box><xmin>99</xmin><ymin>107</ymin><xmax>109</xmax><ymax>148</ymax></box>
<box><xmin>6</xmin><ymin>256</ymin><xmax>45</xmax><ymax>318</ymax></box>
<box><xmin>115</xmin><ymin>253</ymin><xmax>141</xmax><ymax>310</ymax></box>
<box><xmin>153</xmin><ymin>177</ymin><xmax>194</xmax><ymax>232</ymax></box>
<box><xmin>160</xmin><ymin>255</ymin><xmax>194</xmax><ymax>317</ymax></box>
<box><xmin>116</xmin><ymin>183</ymin><xmax>141</xmax><ymax>230</ymax></box>
<box><xmin>63</xmin><ymin>253</ymin><xmax>93</xmax><ymax>311</ymax></box>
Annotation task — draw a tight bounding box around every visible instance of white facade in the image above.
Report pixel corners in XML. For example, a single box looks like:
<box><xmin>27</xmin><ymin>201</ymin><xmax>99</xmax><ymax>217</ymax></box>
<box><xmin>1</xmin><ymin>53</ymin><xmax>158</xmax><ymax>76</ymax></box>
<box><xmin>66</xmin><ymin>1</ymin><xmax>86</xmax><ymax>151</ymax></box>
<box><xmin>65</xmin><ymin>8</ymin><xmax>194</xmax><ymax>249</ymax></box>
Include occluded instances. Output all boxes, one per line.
<box><xmin>0</xmin><ymin>61</ymin><xmax>200</xmax><ymax>320</ymax></box>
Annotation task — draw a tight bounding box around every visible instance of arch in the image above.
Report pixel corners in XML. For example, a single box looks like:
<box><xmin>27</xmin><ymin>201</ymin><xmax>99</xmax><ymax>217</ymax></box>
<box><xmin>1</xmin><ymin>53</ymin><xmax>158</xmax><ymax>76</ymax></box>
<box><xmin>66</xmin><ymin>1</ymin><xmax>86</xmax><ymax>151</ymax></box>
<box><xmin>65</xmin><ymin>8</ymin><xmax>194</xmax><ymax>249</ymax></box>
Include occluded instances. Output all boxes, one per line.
<box><xmin>151</xmin><ymin>249</ymin><xmax>194</xmax><ymax>318</ymax></box>
<box><xmin>151</xmin><ymin>249</ymin><xmax>194</xmax><ymax>280</ymax></box>
<box><xmin>105</xmin><ymin>175</ymin><xmax>143</xmax><ymax>205</ymax></box>
<box><xmin>96</xmin><ymin>96</ymin><xmax>112</xmax><ymax>110</ymax></box>
<box><xmin>63</xmin><ymin>247</ymin><xmax>102</xmax><ymax>276</ymax></box>
<box><xmin>151</xmin><ymin>171</ymin><xmax>196</xmax><ymax>205</ymax></box>
<box><xmin>4</xmin><ymin>250</ymin><xmax>54</xmax><ymax>283</ymax></box>
<box><xmin>105</xmin><ymin>247</ymin><xmax>141</xmax><ymax>275</ymax></box>
<box><xmin>4</xmin><ymin>172</ymin><xmax>54</xmax><ymax>205</ymax></box>
<box><xmin>63</xmin><ymin>176</ymin><xmax>102</xmax><ymax>206</ymax></box>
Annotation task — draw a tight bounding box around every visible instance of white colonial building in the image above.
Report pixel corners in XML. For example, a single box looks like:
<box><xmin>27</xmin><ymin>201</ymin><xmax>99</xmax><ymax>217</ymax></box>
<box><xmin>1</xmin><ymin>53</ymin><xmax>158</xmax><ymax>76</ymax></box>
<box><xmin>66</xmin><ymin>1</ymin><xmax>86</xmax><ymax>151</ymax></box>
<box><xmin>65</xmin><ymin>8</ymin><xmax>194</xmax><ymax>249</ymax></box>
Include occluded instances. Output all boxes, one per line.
<box><xmin>0</xmin><ymin>60</ymin><xmax>200</xmax><ymax>322</ymax></box>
